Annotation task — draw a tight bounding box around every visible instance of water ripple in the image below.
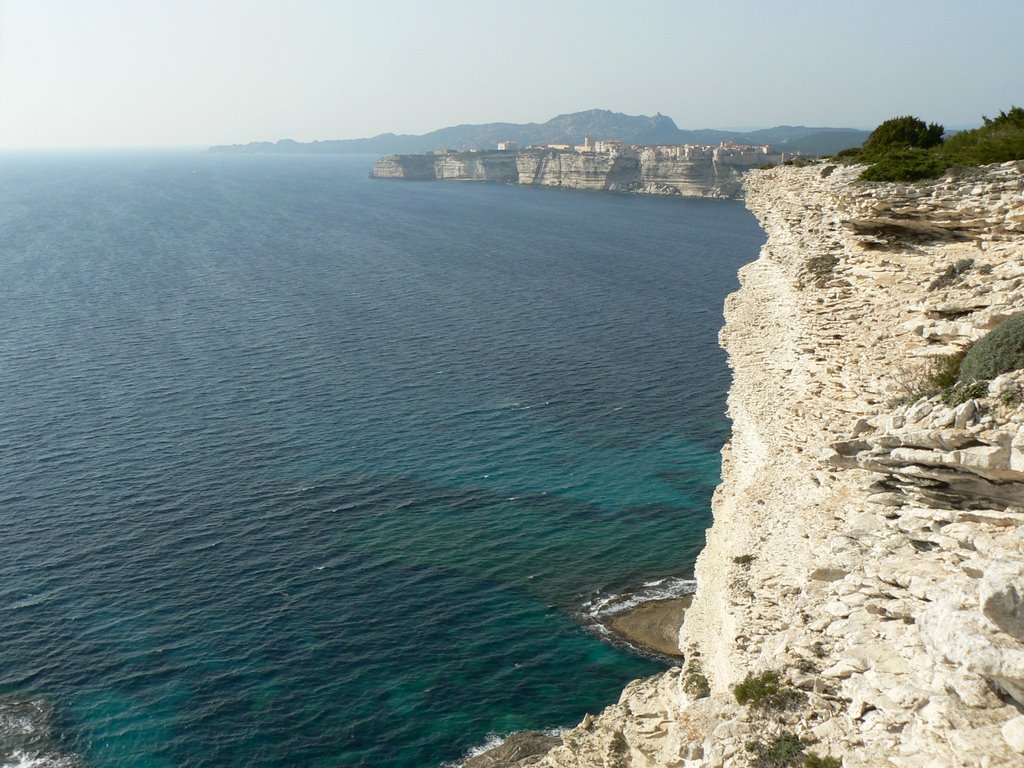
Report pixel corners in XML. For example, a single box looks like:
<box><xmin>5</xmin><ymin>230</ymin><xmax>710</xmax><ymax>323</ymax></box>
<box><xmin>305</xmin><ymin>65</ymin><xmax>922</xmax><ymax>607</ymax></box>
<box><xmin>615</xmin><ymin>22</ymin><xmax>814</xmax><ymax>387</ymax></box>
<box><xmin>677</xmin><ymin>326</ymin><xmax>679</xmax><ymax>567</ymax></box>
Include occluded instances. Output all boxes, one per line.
<box><xmin>0</xmin><ymin>152</ymin><xmax>763</xmax><ymax>768</ymax></box>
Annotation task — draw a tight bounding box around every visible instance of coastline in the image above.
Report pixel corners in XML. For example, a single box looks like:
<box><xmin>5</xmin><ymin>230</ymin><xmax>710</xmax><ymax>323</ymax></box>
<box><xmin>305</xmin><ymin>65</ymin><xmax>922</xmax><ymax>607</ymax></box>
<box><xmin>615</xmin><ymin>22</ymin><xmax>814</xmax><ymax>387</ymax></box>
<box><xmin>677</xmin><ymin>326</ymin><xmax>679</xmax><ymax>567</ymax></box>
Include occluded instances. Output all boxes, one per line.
<box><xmin>456</xmin><ymin>160</ymin><xmax>1024</xmax><ymax>767</ymax></box>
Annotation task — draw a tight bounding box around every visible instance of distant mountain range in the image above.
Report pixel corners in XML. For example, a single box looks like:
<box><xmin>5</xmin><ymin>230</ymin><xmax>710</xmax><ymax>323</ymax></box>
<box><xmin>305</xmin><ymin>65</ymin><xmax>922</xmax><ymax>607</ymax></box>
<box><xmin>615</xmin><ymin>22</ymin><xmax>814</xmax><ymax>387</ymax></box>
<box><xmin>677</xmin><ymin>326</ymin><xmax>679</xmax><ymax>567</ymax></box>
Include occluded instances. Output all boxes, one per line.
<box><xmin>210</xmin><ymin>109</ymin><xmax>870</xmax><ymax>156</ymax></box>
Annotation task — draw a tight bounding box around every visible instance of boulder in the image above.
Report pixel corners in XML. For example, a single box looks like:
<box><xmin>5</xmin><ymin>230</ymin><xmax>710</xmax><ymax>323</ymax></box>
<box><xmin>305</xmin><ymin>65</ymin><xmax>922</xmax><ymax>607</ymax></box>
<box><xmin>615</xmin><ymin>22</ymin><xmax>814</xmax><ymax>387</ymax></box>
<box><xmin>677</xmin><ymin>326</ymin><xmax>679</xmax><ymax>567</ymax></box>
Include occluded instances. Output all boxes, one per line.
<box><xmin>981</xmin><ymin>560</ymin><xmax>1024</xmax><ymax>641</ymax></box>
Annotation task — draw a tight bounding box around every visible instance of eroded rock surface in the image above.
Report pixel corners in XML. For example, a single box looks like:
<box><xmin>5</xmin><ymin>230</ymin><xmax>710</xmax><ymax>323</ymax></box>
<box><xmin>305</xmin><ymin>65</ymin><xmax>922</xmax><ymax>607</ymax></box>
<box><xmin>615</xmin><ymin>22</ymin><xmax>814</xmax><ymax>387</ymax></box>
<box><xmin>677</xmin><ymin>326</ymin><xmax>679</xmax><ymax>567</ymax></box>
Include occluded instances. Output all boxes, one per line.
<box><xmin>457</xmin><ymin>161</ymin><xmax>1024</xmax><ymax>767</ymax></box>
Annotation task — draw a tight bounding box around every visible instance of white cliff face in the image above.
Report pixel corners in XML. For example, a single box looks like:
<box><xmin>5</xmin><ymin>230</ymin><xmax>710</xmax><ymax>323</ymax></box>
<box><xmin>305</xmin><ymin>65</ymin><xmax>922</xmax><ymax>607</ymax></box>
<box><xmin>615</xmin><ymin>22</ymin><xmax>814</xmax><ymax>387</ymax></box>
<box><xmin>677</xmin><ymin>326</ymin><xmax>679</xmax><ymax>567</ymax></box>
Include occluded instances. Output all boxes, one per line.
<box><xmin>488</xmin><ymin>161</ymin><xmax>1024</xmax><ymax>768</ymax></box>
<box><xmin>637</xmin><ymin>157</ymin><xmax>746</xmax><ymax>198</ymax></box>
<box><xmin>371</xmin><ymin>151</ymin><xmax>757</xmax><ymax>198</ymax></box>
<box><xmin>515</xmin><ymin>151</ymin><xmax>641</xmax><ymax>191</ymax></box>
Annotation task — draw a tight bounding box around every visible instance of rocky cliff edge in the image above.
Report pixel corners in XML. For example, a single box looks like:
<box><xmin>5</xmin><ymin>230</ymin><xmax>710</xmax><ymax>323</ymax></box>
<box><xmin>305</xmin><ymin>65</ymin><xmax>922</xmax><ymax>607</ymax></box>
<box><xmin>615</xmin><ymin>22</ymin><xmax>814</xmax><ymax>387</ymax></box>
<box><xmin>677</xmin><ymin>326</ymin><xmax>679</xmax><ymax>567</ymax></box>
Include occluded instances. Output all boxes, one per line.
<box><xmin>472</xmin><ymin>161</ymin><xmax>1024</xmax><ymax>767</ymax></box>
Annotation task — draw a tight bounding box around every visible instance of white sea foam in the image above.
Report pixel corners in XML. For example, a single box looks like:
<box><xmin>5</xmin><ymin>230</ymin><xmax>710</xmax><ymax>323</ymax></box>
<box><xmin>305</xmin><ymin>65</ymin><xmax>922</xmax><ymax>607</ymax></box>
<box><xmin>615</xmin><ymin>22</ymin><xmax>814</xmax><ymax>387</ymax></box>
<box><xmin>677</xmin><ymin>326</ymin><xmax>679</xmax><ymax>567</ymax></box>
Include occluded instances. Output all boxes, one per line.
<box><xmin>439</xmin><ymin>731</ymin><xmax>505</xmax><ymax>767</ymax></box>
<box><xmin>0</xmin><ymin>712</ymin><xmax>38</xmax><ymax>737</ymax></box>
<box><xmin>441</xmin><ymin>727</ymin><xmax>566</xmax><ymax>768</ymax></box>
<box><xmin>581</xmin><ymin>576</ymin><xmax>697</xmax><ymax>619</ymax></box>
<box><xmin>3</xmin><ymin>751</ymin><xmax>39</xmax><ymax>768</ymax></box>
<box><xmin>0</xmin><ymin>699</ymin><xmax>81</xmax><ymax>768</ymax></box>
<box><xmin>9</xmin><ymin>595</ymin><xmax>46</xmax><ymax>611</ymax></box>
<box><xmin>2</xmin><ymin>752</ymin><xmax>80</xmax><ymax>768</ymax></box>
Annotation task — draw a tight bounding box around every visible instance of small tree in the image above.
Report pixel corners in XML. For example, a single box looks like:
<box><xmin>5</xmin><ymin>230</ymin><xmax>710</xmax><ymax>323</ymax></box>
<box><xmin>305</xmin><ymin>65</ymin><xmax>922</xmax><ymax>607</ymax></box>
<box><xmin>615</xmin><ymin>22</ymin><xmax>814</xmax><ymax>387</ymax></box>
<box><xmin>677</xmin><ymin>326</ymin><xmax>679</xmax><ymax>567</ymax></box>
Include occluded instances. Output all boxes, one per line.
<box><xmin>861</xmin><ymin>116</ymin><xmax>944</xmax><ymax>158</ymax></box>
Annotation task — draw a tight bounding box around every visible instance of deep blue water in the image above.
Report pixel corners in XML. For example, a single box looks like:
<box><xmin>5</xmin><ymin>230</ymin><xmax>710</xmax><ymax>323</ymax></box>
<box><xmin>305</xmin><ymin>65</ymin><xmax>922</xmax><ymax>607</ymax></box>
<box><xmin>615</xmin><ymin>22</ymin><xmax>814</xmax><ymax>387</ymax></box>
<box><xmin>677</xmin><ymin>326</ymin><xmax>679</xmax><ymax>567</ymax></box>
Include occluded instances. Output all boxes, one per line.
<box><xmin>0</xmin><ymin>152</ymin><xmax>764</xmax><ymax>768</ymax></box>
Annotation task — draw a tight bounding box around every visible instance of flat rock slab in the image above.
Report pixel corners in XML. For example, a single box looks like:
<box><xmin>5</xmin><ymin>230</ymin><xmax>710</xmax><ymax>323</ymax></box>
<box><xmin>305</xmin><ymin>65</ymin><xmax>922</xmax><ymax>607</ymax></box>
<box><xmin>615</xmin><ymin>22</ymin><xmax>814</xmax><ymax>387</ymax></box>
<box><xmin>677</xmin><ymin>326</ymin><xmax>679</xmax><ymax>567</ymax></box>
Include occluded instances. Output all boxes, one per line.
<box><xmin>603</xmin><ymin>596</ymin><xmax>692</xmax><ymax>658</ymax></box>
<box><xmin>463</xmin><ymin>731</ymin><xmax>562</xmax><ymax>768</ymax></box>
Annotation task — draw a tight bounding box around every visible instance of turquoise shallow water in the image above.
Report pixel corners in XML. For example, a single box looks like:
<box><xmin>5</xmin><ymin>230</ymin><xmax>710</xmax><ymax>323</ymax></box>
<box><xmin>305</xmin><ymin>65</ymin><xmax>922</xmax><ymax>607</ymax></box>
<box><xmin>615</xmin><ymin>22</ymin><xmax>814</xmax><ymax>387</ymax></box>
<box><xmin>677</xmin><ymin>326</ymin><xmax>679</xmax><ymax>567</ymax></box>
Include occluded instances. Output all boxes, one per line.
<box><xmin>0</xmin><ymin>152</ymin><xmax>764</xmax><ymax>767</ymax></box>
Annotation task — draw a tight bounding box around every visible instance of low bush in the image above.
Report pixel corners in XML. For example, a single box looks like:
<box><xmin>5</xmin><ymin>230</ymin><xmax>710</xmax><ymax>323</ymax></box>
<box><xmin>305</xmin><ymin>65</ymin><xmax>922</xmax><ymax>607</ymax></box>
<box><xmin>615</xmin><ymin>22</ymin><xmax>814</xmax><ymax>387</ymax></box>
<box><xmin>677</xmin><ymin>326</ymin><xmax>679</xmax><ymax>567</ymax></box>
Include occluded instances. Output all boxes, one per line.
<box><xmin>734</xmin><ymin>554</ymin><xmax>756</xmax><ymax>566</ymax></box>
<box><xmin>833</xmin><ymin>147</ymin><xmax>861</xmax><ymax>162</ymax></box>
<box><xmin>957</xmin><ymin>316</ymin><xmax>1024</xmax><ymax>383</ymax></box>
<box><xmin>734</xmin><ymin>670</ymin><xmax>798</xmax><ymax>710</ymax></box>
<box><xmin>940</xmin><ymin>107</ymin><xmax>1024</xmax><ymax>166</ymax></box>
<box><xmin>928</xmin><ymin>258</ymin><xmax>974</xmax><ymax>291</ymax></box>
<box><xmin>889</xmin><ymin>352</ymin><xmax>964</xmax><ymax>406</ymax></box>
<box><xmin>746</xmin><ymin>731</ymin><xmax>843</xmax><ymax>767</ymax></box>
<box><xmin>928</xmin><ymin>353</ymin><xmax>964</xmax><ymax>391</ymax></box>
<box><xmin>683</xmin><ymin>662</ymin><xmax>711</xmax><ymax>699</ymax></box>
<box><xmin>746</xmin><ymin>731</ymin><xmax>805</xmax><ymax>767</ymax></box>
<box><xmin>804</xmin><ymin>254</ymin><xmax>839</xmax><ymax>280</ymax></box>
<box><xmin>852</xmin><ymin>107</ymin><xmax>1024</xmax><ymax>182</ymax></box>
<box><xmin>859</xmin><ymin>148</ymin><xmax>946</xmax><ymax>182</ymax></box>
<box><xmin>860</xmin><ymin>116</ymin><xmax>944</xmax><ymax>157</ymax></box>
<box><xmin>942</xmin><ymin>380</ymin><xmax>988</xmax><ymax>406</ymax></box>
<box><xmin>805</xmin><ymin>754</ymin><xmax>843</xmax><ymax>768</ymax></box>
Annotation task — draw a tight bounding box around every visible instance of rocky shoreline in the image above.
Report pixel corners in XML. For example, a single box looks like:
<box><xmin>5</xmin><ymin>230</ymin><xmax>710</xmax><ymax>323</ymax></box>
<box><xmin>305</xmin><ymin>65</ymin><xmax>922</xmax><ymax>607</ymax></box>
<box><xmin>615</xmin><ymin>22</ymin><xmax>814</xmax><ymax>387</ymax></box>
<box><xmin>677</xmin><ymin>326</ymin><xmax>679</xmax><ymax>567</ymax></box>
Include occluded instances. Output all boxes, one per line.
<box><xmin>457</xmin><ymin>160</ymin><xmax>1024</xmax><ymax>767</ymax></box>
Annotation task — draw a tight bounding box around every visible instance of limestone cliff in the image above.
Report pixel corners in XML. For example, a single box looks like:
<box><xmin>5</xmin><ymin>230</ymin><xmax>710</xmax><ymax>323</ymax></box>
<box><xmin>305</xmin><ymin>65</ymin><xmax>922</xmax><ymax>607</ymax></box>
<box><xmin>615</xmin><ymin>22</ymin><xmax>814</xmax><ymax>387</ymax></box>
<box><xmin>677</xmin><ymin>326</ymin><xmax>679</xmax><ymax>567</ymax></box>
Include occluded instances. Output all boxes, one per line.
<box><xmin>370</xmin><ymin>150</ymin><xmax>758</xmax><ymax>198</ymax></box>
<box><xmin>465</xmin><ymin>161</ymin><xmax>1024</xmax><ymax>767</ymax></box>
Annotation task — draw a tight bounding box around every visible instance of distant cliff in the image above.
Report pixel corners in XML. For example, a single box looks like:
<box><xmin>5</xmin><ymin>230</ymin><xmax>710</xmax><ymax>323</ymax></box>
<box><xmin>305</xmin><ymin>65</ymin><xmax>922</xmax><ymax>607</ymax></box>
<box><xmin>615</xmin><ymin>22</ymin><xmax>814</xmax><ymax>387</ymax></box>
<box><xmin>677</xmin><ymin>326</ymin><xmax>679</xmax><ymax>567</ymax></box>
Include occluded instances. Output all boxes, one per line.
<box><xmin>371</xmin><ymin>148</ymin><xmax>776</xmax><ymax>199</ymax></box>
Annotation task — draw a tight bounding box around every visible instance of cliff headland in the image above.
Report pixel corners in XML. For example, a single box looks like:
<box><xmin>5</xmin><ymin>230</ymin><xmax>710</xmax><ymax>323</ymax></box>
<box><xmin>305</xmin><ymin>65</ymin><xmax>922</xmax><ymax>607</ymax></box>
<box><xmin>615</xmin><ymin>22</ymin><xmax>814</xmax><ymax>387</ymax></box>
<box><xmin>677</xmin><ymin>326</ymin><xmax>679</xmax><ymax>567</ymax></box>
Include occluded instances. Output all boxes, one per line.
<box><xmin>466</xmin><ymin>160</ymin><xmax>1024</xmax><ymax>767</ymax></box>
<box><xmin>370</xmin><ymin>143</ymin><xmax>786</xmax><ymax>199</ymax></box>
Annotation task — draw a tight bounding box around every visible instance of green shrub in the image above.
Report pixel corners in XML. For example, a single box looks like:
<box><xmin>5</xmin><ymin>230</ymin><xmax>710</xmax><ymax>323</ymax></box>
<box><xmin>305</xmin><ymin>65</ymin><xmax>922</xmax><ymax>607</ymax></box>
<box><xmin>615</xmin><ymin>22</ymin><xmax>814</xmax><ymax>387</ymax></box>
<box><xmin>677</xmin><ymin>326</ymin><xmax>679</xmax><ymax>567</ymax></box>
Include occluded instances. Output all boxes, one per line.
<box><xmin>734</xmin><ymin>554</ymin><xmax>756</xmax><ymax>566</ymax></box>
<box><xmin>861</xmin><ymin>116</ymin><xmax>944</xmax><ymax>158</ymax></box>
<box><xmin>609</xmin><ymin>731</ymin><xmax>628</xmax><ymax>757</ymax></box>
<box><xmin>734</xmin><ymin>670</ymin><xmax>797</xmax><ymax>710</ymax></box>
<box><xmin>928</xmin><ymin>353</ymin><xmax>965</xmax><ymax>391</ymax></box>
<box><xmin>942</xmin><ymin>380</ymin><xmax>988</xmax><ymax>406</ymax></box>
<box><xmin>889</xmin><ymin>352</ymin><xmax>964</xmax><ymax>407</ymax></box>
<box><xmin>859</xmin><ymin>148</ymin><xmax>946</xmax><ymax>182</ymax></box>
<box><xmin>805</xmin><ymin>254</ymin><xmax>839</xmax><ymax>280</ymax></box>
<box><xmin>928</xmin><ymin>258</ymin><xmax>974</xmax><ymax>290</ymax></box>
<box><xmin>957</xmin><ymin>316</ymin><xmax>1024</xmax><ymax>383</ymax></box>
<box><xmin>746</xmin><ymin>731</ymin><xmax>805</xmax><ymax>767</ymax></box>
<box><xmin>683</xmin><ymin>662</ymin><xmax>711</xmax><ymax>699</ymax></box>
<box><xmin>805</xmin><ymin>754</ymin><xmax>843</xmax><ymax>768</ymax></box>
<box><xmin>853</xmin><ymin>107</ymin><xmax>1024</xmax><ymax>182</ymax></box>
<box><xmin>940</xmin><ymin>107</ymin><xmax>1024</xmax><ymax>166</ymax></box>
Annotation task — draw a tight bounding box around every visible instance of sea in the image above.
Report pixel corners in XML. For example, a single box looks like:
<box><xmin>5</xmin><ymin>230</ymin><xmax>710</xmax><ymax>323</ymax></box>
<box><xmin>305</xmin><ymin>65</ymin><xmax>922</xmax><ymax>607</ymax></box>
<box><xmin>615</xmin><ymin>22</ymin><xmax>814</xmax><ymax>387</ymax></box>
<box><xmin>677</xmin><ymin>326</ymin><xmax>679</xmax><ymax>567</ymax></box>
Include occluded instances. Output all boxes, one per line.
<box><xmin>0</xmin><ymin>152</ymin><xmax>764</xmax><ymax>768</ymax></box>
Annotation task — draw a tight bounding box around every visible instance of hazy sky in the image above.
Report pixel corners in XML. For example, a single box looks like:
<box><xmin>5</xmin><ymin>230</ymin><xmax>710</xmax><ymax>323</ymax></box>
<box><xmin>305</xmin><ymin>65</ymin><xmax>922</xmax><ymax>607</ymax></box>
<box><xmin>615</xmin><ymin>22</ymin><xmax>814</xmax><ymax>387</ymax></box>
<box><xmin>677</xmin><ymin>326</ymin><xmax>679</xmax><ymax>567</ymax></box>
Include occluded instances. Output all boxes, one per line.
<box><xmin>1</xmin><ymin>0</ymin><xmax>1021</xmax><ymax>148</ymax></box>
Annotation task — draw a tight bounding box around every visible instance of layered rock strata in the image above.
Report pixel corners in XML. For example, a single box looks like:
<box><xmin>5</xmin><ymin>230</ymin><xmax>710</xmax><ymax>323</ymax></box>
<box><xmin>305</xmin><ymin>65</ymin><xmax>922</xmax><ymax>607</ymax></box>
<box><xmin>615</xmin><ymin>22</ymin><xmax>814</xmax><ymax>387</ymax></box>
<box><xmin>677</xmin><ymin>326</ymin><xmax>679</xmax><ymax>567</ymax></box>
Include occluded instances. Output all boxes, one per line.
<box><xmin>465</xmin><ymin>161</ymin><xmax>1024</xmax><ymax>767</ymax></box>
<box><xmin>371</xmin><ymin>150</ymin><xmax>757</xmax><ymax>198</ymax></box>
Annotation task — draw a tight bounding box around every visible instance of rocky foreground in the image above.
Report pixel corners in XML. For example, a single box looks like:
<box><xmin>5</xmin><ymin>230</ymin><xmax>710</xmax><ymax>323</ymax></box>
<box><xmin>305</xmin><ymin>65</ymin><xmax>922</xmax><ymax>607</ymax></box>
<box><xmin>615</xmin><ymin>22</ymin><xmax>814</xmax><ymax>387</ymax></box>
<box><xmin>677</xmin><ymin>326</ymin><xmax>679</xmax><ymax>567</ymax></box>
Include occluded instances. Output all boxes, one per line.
<box><xmin>466</xmin><ymin>161</ymin><xmax>1024</xmax><ymax>767</ymax></box>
